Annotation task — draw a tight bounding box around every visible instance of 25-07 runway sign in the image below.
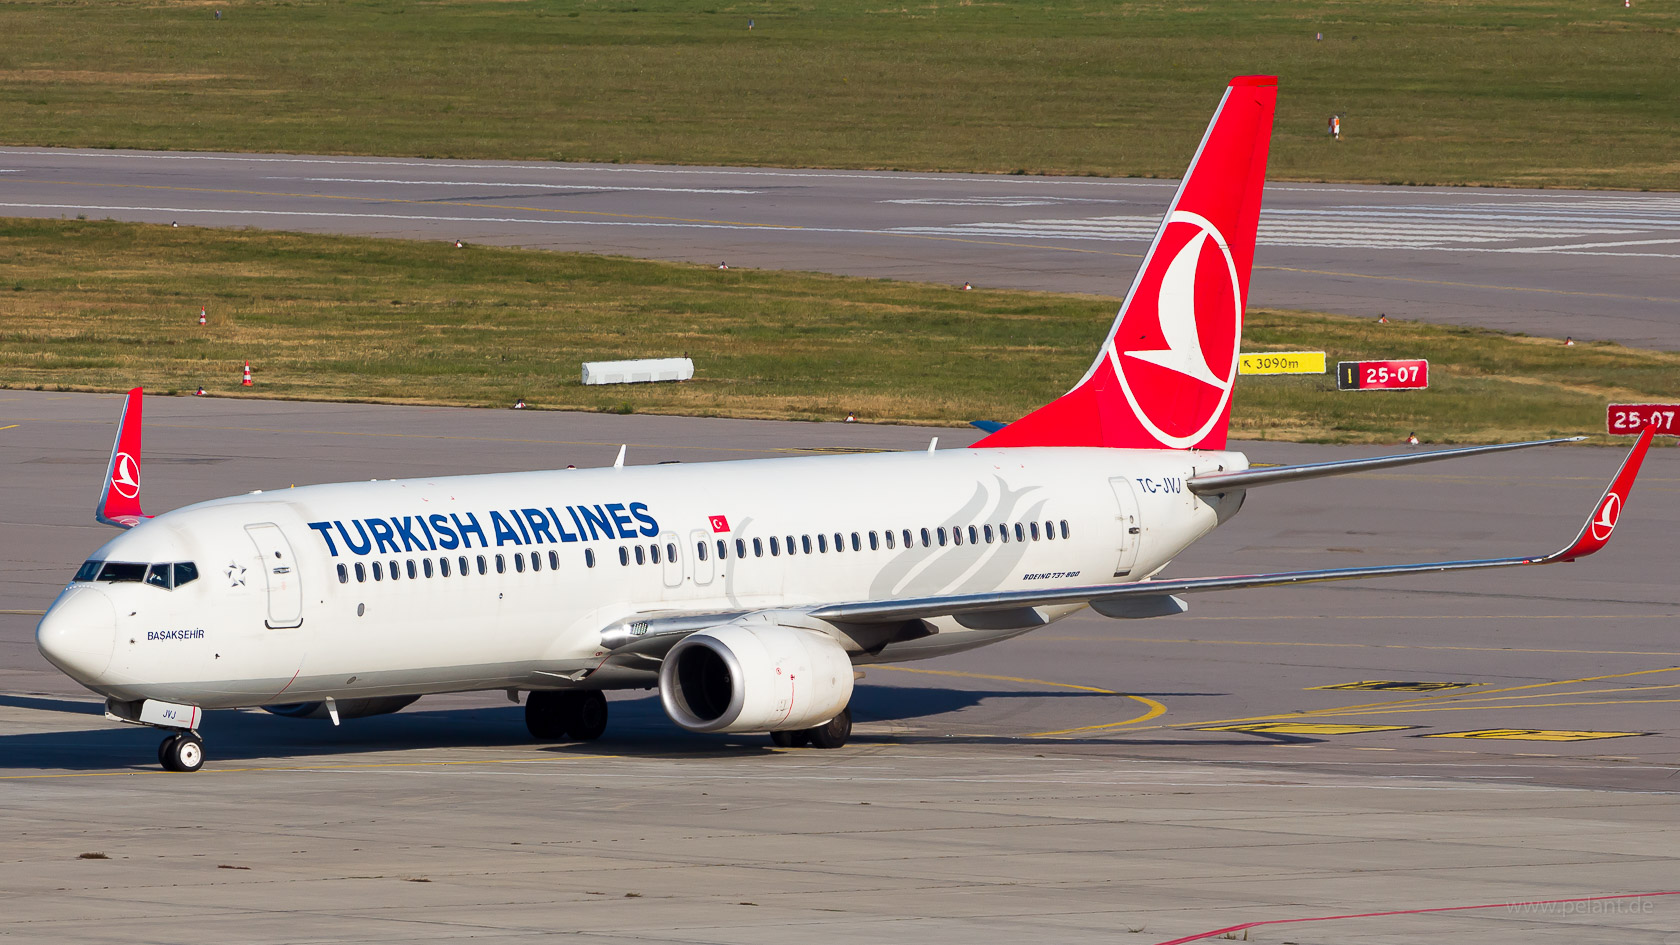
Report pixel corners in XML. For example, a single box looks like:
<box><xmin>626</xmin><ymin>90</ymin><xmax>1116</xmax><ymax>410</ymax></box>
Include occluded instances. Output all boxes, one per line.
<box><xmin>1337</xmin><ymin>359</ymin><xmax>1428</xmax><ymax>391</ymax></box>
<box><xmin>1608</xmin><ymin>404</ymin><xmax>1680</xmax><ymax>436</ymax></box>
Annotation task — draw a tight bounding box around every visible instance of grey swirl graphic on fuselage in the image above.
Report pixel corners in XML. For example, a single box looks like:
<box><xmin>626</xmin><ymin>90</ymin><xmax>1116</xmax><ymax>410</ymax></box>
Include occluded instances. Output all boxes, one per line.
<box><xmin>867</xmin><ymin>475</ymin><xmax>1044</xmax><ymax>600</ymax></box>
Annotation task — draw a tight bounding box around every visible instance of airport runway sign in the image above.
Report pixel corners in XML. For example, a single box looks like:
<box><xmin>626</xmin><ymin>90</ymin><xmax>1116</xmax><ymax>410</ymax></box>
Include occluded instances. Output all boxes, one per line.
<box><xmin>1607</xmin><ymin>404</ymin><xmax>1680</xmax><ymax>436</ymax></box>
<box><xmin>1238</xmin><ymin>351</ymin><xmax>1326</xmax><ymax>375</ymax></box>
<box><xmin>1337</xmin><ymin>359</ymin><xmax>1428</xmax><ymax>390</ymax></box>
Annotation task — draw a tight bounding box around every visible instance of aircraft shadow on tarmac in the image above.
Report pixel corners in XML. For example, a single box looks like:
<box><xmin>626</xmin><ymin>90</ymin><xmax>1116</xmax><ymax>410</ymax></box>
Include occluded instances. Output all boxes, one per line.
<box><xmin>0</xmin><ymin>685</ymin><xmax>1249</xmax><ymax>772</ymax></box>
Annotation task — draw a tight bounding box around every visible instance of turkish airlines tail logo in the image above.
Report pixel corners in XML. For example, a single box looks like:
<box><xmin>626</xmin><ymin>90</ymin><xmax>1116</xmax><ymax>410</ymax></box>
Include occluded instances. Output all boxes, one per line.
<box><xmin>974</xmin><ymin>76</ymin><xmax>1276</xmax><ymax>452</ymax></box>
<box><xmin>97</xmin><ymin>387</ymin><xmax>147</xmax><ymax>527</ymax></box>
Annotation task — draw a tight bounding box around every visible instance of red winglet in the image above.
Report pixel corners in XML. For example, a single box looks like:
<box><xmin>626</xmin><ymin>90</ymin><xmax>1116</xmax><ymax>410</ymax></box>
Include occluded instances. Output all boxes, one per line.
<box><xmin>96</xmin><ymin>387</ymin><xmax>148</xmax><ymax>529</ymax></box>
<box><xmin>1547</xmin><ymin>425</ymin><xmax>1654</xmax><ymax>562</ymax></box>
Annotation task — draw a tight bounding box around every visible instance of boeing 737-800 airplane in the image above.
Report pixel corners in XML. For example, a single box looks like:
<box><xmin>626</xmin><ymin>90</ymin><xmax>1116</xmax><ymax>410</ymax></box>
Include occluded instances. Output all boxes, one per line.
<box><xmin>36</xmin><ymin>76</ymin><xmax>1655</xmax><ymax>772</ymax></box>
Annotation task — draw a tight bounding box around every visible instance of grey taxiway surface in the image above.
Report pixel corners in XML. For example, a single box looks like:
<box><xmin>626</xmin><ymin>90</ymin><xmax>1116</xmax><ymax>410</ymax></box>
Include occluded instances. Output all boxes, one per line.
<box><xmin>2</xmin><ymin>148</ymin><xmax>1678</xmax><ymax>349</ymax></box>
<box><xmin>4</xmin><ymin>390</ymin><xmax>1679</xmax><ymax>944</ymax></box>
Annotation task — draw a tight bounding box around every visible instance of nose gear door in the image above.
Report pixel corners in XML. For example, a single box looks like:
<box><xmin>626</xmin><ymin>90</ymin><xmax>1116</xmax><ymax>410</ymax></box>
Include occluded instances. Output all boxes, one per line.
<box><xmin>245</xmin><ymin>523</ymin><xmax>303</xmax><ymax>628</ymax></box>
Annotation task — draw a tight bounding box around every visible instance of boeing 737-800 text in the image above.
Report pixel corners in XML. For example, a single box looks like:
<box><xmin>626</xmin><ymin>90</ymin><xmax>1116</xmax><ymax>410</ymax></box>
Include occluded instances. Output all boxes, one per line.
<box><xmin>36</xmin><ymin>76</ymin><xmax>1655</xmax><ymax>772</ymax></box>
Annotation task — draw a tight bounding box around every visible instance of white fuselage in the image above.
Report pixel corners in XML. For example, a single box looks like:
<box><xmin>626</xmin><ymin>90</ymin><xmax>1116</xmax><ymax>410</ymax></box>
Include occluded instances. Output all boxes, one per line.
<box><xmin>41</xmin><ymin>446</ymin><xmax>1247</xmax><ymax>708</ymax></box>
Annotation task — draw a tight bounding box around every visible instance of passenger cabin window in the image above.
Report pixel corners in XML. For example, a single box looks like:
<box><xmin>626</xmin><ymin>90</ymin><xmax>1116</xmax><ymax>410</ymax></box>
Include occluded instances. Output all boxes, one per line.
<box><xmin>477</xmin><ymin>555</ymin><xmax>488</xmax><ymax>575</ymax></box>
<box><xmin>802</xmin><ymin>535</ymin><xmax>813</xmax><ymax>555</ymax></box>
<box><xmin>585</xmin><ymin>548</ymin><xmax>597</xmax><ymax>568</ymax></box>
<box><xmin>869</xmin><ymin>531</ymin><xmax>879</xmax><ymax>551</ymax></box>
<box><xmin>937</xmin><ymin>528</ymin><xmax>948</xmax><ymax>547</ymax></box>
<box><xmin>407</xmin><ymin>560</ymin><xmax>418</xmax><ymax>579</ymax></box>
<box><xmin>902</xmin><ymin>529</ymin><xmax>913</xmax><ymax>548</ymax></box>
<box><xmin>635</xmin><ymin>546</ymin><xmax>646</xmax><ymax>565</ymax></box>
<box><xmin>984</xmin><ymin>524</ymin><xmax>995</xmax><ymax>543</ymax></box>
<box><xmin>495</xmin><ymin>554</ymin><xmax>507</xmax><ymax>574</ymax></box>
<box><xmin>753</xmin><ymin>538</ymin><xmax>764</xmax><ymax>558</ymax></box>
<box><xmin>649</xmin><ymin>544</ymin><xmax>660</xmax><ymax>564</ymax></box>
<box><xmin>440</xmin><ymin>557</ymin><xmax>451</xmax><ymax>578</ymax></box>
<box><xmin>514</xmin><ymin>554</ymin><xmax>525</xmax><ymax>573</ymax></box>
<box><xmin>549</xmin><ymin>550</ymin><xmax>560</xmax><ymax>570</ymax></box>
<box><xmin>920</xmin><ymin>528</ymin><xmax>931</xmax><ymax>547</ymax></box>
<box><xmin>735</xmin><ymin>538</ymin><xmax>747</xmax><ymax>559</ymax></box>
<box><xmin>968</xmin><ymin>525</ymin><xmax>979</xmax><ymax>545</ymax></box>
<box><xmin>389</xmin><ymin>560</ymin><xmax>400</xmax><ymax>580</ymax></box>
<box><xmin>457</xmin><ymin>555</ymin><xmax>469</xmax><ymax>576</ymax></box>
<box><xmin>716</xmin><ymin>540</ymin><xmax>728</xmax><ymax>560</ymax></box>
<box><xmin>769</xmin><ymin>537</ymin><xmax>780</xmax><ymax>557</ymax></box>
<box><xmin>666</xmin><ymin>542</ymin><xmax>677</xmax><ymax>562</ymax></box>
<box><xmin>355</xmin><ymin>562</ymin><xmax>367</xmax><ymax>582</ymax></box>
<box><xmin>1031</xmin><ymin>522</ymin><xmax>1042</xmax><ymax>541</ymax></box>
<box><xmin>619</xmin><ymin>547</ymin><xmax>630</xmax><ymax>567</ymax></box>
<box><xmin>337</xmin><ymin>564</ymin><xmax>349</xmax><ymax>584</ymax></box>
<box><xmin>951</xmin><ymin>527</ymin><xmax>962</xmax><ymax>546</ymax></box>
<box><xmin>833</xmin><ymin>532</ymin><xmax>844</xmax><ymax>552</ymax></box>
<box><xmin>372</xmin><ymin>561</ymin><xmax>384</xmax><ymax>581</ymax></box>
<box><xmin>697</xmin><ymin>541</ymin><xmax>709</xmax><ymax>562</ymax></box>
<box><xmin>851</xmin><ymin>532</ymin><xmax>862</xmax><ymax>552</ymax></box>
<box><xmin>818</xmin><ymin>534</ymin><xmax>828</xmax><ymax>553</ymax></box>
<box><xmin>529</xmin><ymin>551</ymin><xmax>540</xmax><ymax>572</ymax></box>
<box><xmin>999</xmin><ymin>524</ymin><xmax>1010</xmax><ymax>543</ymax></box>
<box><xmin>423</xmin><ymin>558</ymin><xmax>434</xmax><ymax>578</ymax></box>
<box><xmin>1060</xmin><ymin>520</ymin><xmax>1070</xmax><ymax>539</ymax></box>
<box><xmin>1014</xmin><ymin>523</ymin><xmax>1026</xmax><ymax>543</ymax></box>
<box><xmin>885</xmin><ymin>530</ymin><xmax>896</xmax><ymax>550</ymax></box>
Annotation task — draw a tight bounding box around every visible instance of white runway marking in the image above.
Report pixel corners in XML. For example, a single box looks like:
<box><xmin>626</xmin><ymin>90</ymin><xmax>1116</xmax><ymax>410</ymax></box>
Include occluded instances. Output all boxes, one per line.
<box><xmin>889</xmin><ymin>199</ymin><xmax>1680</xmax><ymax>256</ymax></box>
<box><xmin>273</xmin><ymin>176</ymin><xmax>762</xmax><ymax>195</ymax></box>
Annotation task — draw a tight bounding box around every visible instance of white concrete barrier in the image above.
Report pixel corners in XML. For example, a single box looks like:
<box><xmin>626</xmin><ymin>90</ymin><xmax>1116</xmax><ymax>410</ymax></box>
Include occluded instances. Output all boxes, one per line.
<box><xmin>581</xmin><ymin>357</ymin><xmax>694</xmax><ymax>386</ymax></box>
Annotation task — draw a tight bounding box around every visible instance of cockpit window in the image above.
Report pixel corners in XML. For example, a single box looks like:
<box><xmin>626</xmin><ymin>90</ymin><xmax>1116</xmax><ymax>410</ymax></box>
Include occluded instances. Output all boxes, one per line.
<box><xmin>96</xmin><ymin>562</ymin><xmax>148</xmax><ymax>583</ymax></box>
<box><xmin>83</xmin><ymin>560</ymin><xmax>198</xmax><ymax>589</ymax></box>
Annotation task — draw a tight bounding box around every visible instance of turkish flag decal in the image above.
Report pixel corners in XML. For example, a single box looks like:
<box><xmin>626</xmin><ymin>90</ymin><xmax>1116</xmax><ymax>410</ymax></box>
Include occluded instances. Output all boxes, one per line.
<box><xmin>708</xmin><ymin>514</ymin><xmax>730</xmax><ymax>533</ymax></box>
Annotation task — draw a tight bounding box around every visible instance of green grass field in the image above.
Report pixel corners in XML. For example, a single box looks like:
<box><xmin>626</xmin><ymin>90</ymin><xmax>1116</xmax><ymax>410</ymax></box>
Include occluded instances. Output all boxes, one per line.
<box><xmin>2</xmin><ymin>217</ymin><xmax>1671</xmax><ymax>445</ymax></box>
<box><xmin>0</xmin><ymin>1</ymin><xmax>1674</xmax><ymax>189</ymax></box>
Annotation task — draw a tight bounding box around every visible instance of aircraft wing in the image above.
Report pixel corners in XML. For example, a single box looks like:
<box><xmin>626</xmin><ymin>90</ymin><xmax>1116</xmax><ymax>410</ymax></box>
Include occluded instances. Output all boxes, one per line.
<box><xmin>601</xmin><ymin>429</ymin><xmax>1654</xmax><ymax>656</ymax></box>
<box><xmin>814</xmin><ymin>427</ymin><xmax>1652</xmax><ymax>625</ymax></box>
<box><xmin>1186</xmin><ymin>436</ymin><xmax>1582</xmax><ymax>495</ymax></box>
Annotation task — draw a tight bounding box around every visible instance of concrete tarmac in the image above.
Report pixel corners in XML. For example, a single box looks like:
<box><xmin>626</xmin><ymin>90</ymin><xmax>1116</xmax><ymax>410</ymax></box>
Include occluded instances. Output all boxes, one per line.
<box><xmin>4</xmin><ymin>391</ymin><xmax>1679</xmax><ymax>943</ymax></box>
<box><xmin>2</xmin><ymin>148</ymin><xmax>1678</xmax><ymax>348</ymax></box>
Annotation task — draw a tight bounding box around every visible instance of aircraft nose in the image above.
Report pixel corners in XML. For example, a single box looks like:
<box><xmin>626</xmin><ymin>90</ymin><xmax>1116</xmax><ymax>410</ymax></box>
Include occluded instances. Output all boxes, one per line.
<box><xmin>36</xmin><ymin>587</ymin><xmax>117</xmax><ymax>684</ymax></box>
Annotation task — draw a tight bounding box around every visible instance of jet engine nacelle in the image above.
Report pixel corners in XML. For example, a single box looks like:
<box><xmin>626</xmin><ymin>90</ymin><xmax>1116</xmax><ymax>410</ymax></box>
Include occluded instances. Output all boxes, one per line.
<box><xmin>659</xmin><ymin>621</ymin><xmax>854</xmax><ymax>734</ymax></box>
<box><xmin>262</xmin><ymin>695</ymin><xmax>422</xmax><ymax>720</ymax></box>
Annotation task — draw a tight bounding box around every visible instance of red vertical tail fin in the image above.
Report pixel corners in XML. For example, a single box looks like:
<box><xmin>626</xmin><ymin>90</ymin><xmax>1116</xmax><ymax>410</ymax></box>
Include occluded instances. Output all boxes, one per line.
<box><xmin>97</xmin><ymin>387</ymin><xmax>147</xmax><ymax>528</ymax></box>
<box><xmin>974</xmin><ymin>76</ymin><xmax>1276</xmax><ymax>451</ymax></box>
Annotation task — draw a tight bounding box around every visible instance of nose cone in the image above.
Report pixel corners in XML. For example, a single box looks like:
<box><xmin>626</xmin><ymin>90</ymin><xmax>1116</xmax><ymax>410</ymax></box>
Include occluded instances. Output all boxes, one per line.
<box><xmin>37</xmin><ymin>587</ymin><xmax>117</xmax><ymax>684</ymax></box>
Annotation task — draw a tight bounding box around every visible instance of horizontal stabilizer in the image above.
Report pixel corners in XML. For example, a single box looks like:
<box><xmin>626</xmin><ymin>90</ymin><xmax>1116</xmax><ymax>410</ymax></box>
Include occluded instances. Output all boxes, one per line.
<box><xmin>1187</xmin><ymin>436</ymin><xmax>1584</xmax><ymax>495</ymax></box>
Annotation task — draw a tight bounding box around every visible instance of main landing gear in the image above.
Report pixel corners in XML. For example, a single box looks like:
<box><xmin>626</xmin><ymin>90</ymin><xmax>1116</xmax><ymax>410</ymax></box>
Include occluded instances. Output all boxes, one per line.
<box><xmin>525</xmin><ymin>690</ymin><xmax>609</xmax><ymax>742</ymax></box>
<box><xmin>157</xmin><ymin>732</ymin><xmax>205</xmax><ymax>773</ymax></box>
<box><xmin>769</xmin><ymin>707</ymin><xmax>852</xmax><ymax>750</ymax></box>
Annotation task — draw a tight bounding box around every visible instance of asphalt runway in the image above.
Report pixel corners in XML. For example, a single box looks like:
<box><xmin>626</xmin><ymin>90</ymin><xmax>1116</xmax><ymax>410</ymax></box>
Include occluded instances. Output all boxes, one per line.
<box><xmin>2</xmin><ymin>148</ymin><xmax>1678</xmax><ymax>349</ymax></box>
<box><xmin>4</xmin><ymin>390</ymin><xmax>1679</xmax><ymax>943</ymax></box>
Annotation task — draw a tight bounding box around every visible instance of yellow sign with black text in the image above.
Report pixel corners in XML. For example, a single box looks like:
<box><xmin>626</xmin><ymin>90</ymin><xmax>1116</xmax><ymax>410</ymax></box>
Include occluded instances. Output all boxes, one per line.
<box><xmin>1238</xmin><ymin>351</ymin><xmax>1327</xmax><ymax>375</ymax></box>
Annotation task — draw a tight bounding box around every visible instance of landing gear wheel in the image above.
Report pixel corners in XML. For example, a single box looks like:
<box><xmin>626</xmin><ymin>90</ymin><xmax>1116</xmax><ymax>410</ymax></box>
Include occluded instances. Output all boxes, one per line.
<box><xmin>567</xmin><ymin>691</ymin><xmax>609</xmax><ymax>741</ymax></box>
<box><xmin>160</xmin><ymin>733</ymin><xmax>205</xmax><ymax>773</ymax></box>
<box><xmin>157</xmin><ymin>733</ymin><xmax>181</xmax><ymax>767</ymax></box>
<box><xmin>525</xmin><ymin>690</ymin><xmax>575</xmax><ymax>740</ymax></box>
<box><xmin>805</xmin><ymin>708</ymin><xmax>852</xmax><ymax>750</ymax></box>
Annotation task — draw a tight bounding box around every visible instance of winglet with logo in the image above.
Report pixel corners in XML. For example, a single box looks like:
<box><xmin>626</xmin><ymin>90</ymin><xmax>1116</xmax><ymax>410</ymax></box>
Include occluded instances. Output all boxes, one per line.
<box><xmin>1543</xmin><ymin>425</ymin><xmax>1654</xmax><ymax>563</ymax></box>
<box><xmin>96</xmin><ymin>387</ymin><xmax>148</xmax><ymax>529</ymax></box>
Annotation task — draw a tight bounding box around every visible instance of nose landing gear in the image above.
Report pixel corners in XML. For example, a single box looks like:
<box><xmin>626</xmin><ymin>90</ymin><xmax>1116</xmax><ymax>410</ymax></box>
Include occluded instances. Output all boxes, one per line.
<box><xmin>158</xmin><ymin>732</ymin><xmax>205</xmax><ymax>773</ymax></box>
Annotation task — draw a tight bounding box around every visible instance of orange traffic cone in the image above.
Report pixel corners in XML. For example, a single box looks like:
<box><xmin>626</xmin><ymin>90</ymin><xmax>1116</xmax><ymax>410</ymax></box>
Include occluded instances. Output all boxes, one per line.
<box><xmin>198</xmin><ymin>307</ymin><xmax>207</xmax><ymax>326</ymax></box>
<box><xmin>717</xmin><ymin>262</ymin><xmax>729</xmax><ymax>270</ymax></box>
<box><xmin>1378</xmin><ymin>313</ymin><xmax>1389</xmax><ymax>324</ymax></box>
<box><xmin>1564</xmin><ymin>336</ymin><xmax>1575</xmax><ymax>346</ymax></box>
<box><xmin>194</xmin><ymin>386</ymin><xmax>207</xmax><ymax>397</ymax></box>
<box><xmin>513</xmin><ymin>397</ymin><xmax>526</xmax><ymax>409</ymax></box>
<box><xmin>241</xmin><ymin>361</ymin><xmax>253</xmax><ymax>386</ymax></box>
<box><xmin>962</xmin><ymin>282</ymin><xmax>973</xmax><ymax>291</ymax></box>
<box><xmin>1407</xmin><ymin>432</ymin><xmax>1419</xmax><ymax>446</ymax></box>
<box><xmin>454</xmin><ymin>239</ymin><xmax>463</xmax><ymax>248</ymax></box>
